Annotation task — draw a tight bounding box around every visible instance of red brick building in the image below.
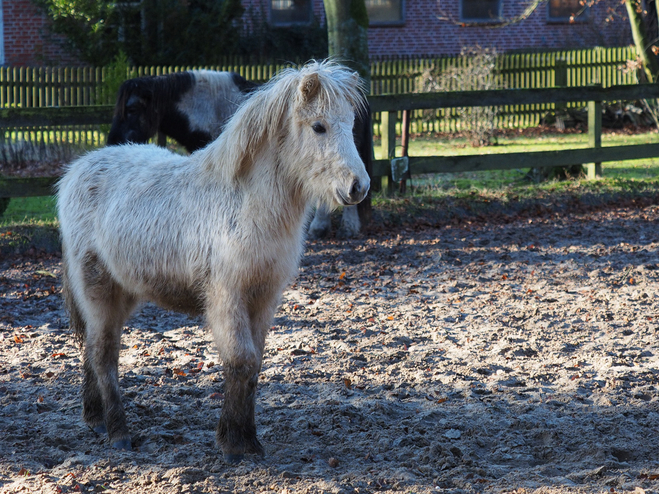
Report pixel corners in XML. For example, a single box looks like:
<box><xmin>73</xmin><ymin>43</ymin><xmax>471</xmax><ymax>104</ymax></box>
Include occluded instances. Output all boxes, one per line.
<box><xmin>1</xmin><ymin>0</ymin><xmax>631</xmax><ymax>66</ymax></box>
<box><xmin>1</xmin><ymin>0</ymin><xmax>82</xmax><ymax>66</ymax></box>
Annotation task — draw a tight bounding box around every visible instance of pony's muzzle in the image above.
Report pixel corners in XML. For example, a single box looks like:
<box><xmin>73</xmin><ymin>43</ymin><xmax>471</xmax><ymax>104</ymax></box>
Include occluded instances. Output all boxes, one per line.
<box><xmin>344</xmin><ymin>178</ymin><xmax>369</xmax><ymax>205</ymax></box>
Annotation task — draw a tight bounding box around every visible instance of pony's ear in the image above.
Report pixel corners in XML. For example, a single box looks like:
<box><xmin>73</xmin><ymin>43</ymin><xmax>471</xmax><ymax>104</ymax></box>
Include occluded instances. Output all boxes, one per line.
<box><xmin>300</xmin><ymin>73</ymin><xmax>321</xmax><ymax>102</ymax></box>
<box><xmin>351</xmin><ymin>71</ymin><xmax>360</xmax><ymax>86</ymax></box>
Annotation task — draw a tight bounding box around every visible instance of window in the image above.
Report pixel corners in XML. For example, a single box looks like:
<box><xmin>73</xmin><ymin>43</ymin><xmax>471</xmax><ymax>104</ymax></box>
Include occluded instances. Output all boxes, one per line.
<box><xmin>270</xmin><ymin>0</ymin><xmax>313</xmax><ymax>25</ymax></box>
<box><xmin>365</xmin><ymin>0</ymin><xmax>404</xmax><ymax>25</ymax></box>
<box><xmin>548</xmin><ymin>0</ymin><xmax>588</xmax><ymax>21</ymax></box>
<box><xmin>460</xmin><ymin>0</ymin><xmax>502</xmax><ymax>22</ymax></box>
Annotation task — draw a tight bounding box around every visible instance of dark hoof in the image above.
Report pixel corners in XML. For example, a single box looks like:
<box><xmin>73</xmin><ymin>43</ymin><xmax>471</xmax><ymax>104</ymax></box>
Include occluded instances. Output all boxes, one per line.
<box><xmin>111</xmin><ymin>438</ymin><xmax>132</xmax><ymax>451</ymax></box>
<box><xmin>224</xmin><ymin>453</ymin><xmax>244</xmax><ymax>464</ymax></box>
<box><xmin>93</xmin><ymin>424</ymin><xmax>107</xmax><ymax>434</ymax></box>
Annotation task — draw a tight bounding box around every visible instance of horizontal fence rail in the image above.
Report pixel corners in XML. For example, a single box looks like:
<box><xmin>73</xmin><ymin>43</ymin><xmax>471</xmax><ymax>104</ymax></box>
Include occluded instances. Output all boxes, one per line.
<box><xmin>2</xmin><ymin>83</ymin><xmax>659</xmax><ymax>198</ymax></box>
<box><xmin>372</xmin><ymin>83</ymin><xmax>659</xmax><ymax>184</ymax></box>
<box><xmin>0</xmin><ymin>47</ymin><xmax>642</xmax><ymax>137</ymax></box>
<box><xmin>0</xmin><ymin>106</ymin><xmax>114</xmax><ymax>127</ymax></box>
<box><xmin>368</xmin><ymin>84</ymin><xmax>659</xmax><ymax>112</ymax></box>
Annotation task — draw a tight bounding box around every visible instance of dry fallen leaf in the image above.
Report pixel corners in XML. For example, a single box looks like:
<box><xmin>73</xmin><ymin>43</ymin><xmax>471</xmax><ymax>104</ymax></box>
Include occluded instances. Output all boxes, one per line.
<box><xmin>172</xmin><ymin>368</ymin><xmax>186</xmax><ymax>376</ymax></box>
<box><xmin>13</xmin><ymin>335</ymin><xmax>24</xmax><ymax>344</ymax></box>
<box><xmin>343</xmin><ymin>378</ymin><xmax>352</xmax><ymax>390</ymax></box>
<box><xmin>35</xmin><ymin>270</ymin><xmax>56</xmax><ymax>278</ymax></box>
<box><xmin>328</xmin><ymin>457</ymin><xmax>339</xmax><ymax>468</ymax></box>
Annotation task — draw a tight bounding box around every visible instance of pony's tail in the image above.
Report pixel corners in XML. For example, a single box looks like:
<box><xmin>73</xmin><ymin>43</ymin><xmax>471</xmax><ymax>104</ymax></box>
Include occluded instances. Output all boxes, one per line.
<box><xmin>61</xmin><ymin>256</ymin><xmax>86</xmax><ymax>347</ymax></box>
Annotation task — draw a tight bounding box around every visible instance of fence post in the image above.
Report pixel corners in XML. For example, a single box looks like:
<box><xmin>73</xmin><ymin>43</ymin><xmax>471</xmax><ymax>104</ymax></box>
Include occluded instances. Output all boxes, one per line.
<box><xmin>399</xmin><ymin>109</ymin><xmax>411</xmax><ymax>194</ymax></box>
<box><xmin>587</xmin><ymin>99</ymin><xmax>602</xmax><ymax>179</ymax></box>
<box><xmin>555</xmin><ymin>57</ymin><xmax>568</xmax><ymax>115</ymax></box>
<box><xmin>380</xmin><ymin>110</ymin><xmax>397</xmax><ymax>193</ymax></box>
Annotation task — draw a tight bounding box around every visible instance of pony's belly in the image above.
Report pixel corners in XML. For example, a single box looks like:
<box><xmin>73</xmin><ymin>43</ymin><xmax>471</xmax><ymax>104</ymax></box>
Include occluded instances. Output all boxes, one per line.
<box><xmin>141</xmin><ymin>281</ymin><xmax>206</xmax><ymax>316</ymax></box>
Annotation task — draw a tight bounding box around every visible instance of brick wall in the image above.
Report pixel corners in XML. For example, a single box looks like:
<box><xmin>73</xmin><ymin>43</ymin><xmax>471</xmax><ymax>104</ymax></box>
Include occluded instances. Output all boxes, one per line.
<box><xmin>3</xmin><ymin>0</ymin><xmax>632</xmax><ymax>67</ymax></box>
<box><xmin>365</xmin><ymin>0</ymin><xmax>631</xmax><ymax>57</ymax></box>
<box><xmin>2</xmin><ymin>0</ymin><xmax>82</xmax><ymax>66</ymax></box>
<box><xmin>242</xmin><ymin>0</ymin><xmax>632</xmax><ymax>58</ymax></box>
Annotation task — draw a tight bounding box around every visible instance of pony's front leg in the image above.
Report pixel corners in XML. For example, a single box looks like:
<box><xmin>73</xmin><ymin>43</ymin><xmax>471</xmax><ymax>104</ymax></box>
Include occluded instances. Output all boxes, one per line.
<box><xmin>308</xmin><ymin>203</ymin><xmax>332</xmax><ymax>239</ymax></box>
<box><xmin>208</xmin><ymin>293</ymin><xmax>265</xmax><ymax>462</ymax></box>
<box><xmin>337</xmin><ymin>205</ymin><xmax>361</xmax><ymax>238</ymax></box>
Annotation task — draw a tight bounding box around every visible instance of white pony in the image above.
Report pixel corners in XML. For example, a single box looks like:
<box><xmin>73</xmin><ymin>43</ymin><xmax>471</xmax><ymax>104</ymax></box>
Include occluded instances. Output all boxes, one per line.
<box><xmin>106</xmin><ymin>69</ymin><xmax>372</xmax><ymax>239</ymax></box>
<box><xmin>57</xmin><ymin>60</ymin><xmax>369</xmax><ymax>462</ymax></box>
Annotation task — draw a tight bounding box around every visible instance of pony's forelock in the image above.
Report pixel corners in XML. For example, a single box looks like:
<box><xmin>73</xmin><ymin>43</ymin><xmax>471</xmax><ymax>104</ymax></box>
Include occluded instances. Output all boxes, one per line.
<box><xmin>286</xmin><ymin>60</ymin><xmax>367</xmax><ymax>113</ymax></box>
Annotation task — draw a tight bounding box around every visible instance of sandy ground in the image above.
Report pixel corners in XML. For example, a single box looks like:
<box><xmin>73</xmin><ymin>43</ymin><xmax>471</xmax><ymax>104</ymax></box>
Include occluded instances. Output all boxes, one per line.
<box><xmin>1</xmin><ymin>204</ymin><xmax>659</xmax><ymax>494</ymax></box>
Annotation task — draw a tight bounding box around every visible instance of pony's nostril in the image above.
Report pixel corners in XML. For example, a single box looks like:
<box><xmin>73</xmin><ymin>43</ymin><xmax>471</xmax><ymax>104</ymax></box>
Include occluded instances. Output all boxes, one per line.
<box><xmin>350</xmin><ymin>180</ymin><xmax>368</xmax><ymax>202</ymax></box>
<box><xmin>349</xmin><ymin>180</ymin><xmax>361</xmax><ymax>199</ymax></box>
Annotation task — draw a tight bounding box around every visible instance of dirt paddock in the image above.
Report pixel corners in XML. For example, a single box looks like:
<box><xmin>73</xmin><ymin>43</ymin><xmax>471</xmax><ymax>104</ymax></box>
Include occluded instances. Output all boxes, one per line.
<box><xmin>1</xmin><ymin>205</ymin><xmax>659</xmax><ymax>493</ymax></box>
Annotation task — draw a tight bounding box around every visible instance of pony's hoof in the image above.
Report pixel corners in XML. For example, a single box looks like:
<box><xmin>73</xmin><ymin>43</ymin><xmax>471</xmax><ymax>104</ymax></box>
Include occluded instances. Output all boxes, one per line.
<box><xmin>308</xmin><ymin>226</ymin><xmax>331</xmax><ymax>239</ymax></box>
<box><xmin>336</xmin><ymin>226</ymin><xmax>358</xmax><ymax>239</ymax></box>
<box><xmin>224</xmin><ymin>453</ymin><xmax>244</xmax><ymax>464</ymax></box>
<box><xmin>93</xmin><ymin>424</ymin><xmax>107</xmax><ymax>434</ymax></box>
<box><xmin>111</xmin><ymin>439</ymin><xmax>132</xmax><ymax>451</ymax></box>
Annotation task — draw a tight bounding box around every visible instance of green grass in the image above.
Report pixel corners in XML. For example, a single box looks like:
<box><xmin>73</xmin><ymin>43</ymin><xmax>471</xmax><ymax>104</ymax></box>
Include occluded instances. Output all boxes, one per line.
<box><xmin>2</xmin><ymin>129</ymin><xmax>659</xmax><ymax>237</ymax></box>
<box><xmin>372</xmin><ymin>129</ymin><xmax>659</xmax><ymax>193</ymax></box>
<box><xmin>0</xmin><ymin>196</ymin><xmax>58</xmax><ymax>228</ymax></box>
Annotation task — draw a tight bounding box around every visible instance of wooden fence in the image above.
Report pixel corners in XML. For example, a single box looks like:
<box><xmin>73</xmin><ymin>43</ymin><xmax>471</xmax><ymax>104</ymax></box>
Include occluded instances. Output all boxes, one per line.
<box><xmin>0</xmin><ymin>46</ymin><xmax>641</xmax><ymax>140</ymax></box>
<box><xmin>2</xmin><ymin>83</ymin><xmax>659</xmax><ymax>200</ymax></box>
<box><xmin>370</xmin><ymin>83</ymin><xmax>659</xmax><ymax>187</ymax></box>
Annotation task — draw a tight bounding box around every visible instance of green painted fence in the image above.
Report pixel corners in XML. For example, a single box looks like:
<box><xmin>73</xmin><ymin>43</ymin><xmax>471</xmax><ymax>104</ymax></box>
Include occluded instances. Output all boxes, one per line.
<box><xmin>0</xmin><ymin>47</ymin><xmax>642</xmax><ymax>142</ymax></box>
<box><xmin>3</xmin><ymin>82</ymin><xmax>659</xmax><ymax>200</ymax></box>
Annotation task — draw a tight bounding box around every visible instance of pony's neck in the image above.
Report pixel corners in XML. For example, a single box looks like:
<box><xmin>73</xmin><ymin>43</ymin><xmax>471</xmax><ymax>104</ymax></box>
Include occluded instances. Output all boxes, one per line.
<box><xmin>196</xmin><ymin>131</ymin><xmax>310</xmax><ymax>234</ymax></box>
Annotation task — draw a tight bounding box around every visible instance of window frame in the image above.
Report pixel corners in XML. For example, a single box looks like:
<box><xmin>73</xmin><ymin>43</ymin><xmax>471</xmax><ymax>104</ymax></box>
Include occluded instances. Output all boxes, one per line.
<box><xmin>459</xmin><ymin>0</ymin><xmax>503</xmax><ymax>24</ymax></box>
<box><xmin>365</xmin><ymin>0</ymin><xmax>406</xmax><ymax>27</ymax></box>
<box><xmin>269</xmin><ymin>0</ymin><xmax>314</xmax><ymax>27</ymax></box>
<box><xmin>546</xmin><ymin>0</ymin><xmax>589</xmax><ymax>23</ymax></box>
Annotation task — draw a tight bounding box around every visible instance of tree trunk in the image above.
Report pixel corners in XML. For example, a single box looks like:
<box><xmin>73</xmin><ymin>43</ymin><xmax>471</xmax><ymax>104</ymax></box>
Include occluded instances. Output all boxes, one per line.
<box><xmin>324</xmin><ymin>0</ymin><xmax>373</xmax><ymax>225</ymax></box>
<box><xmin>324</xmin><ymin>0</ymin><xmax>370</xmax><ymax>82</ymax></box>
<box><xmin>626</xmin><ymin>0</ymin><xmax>659</xmax><ymax>82</ymax></box>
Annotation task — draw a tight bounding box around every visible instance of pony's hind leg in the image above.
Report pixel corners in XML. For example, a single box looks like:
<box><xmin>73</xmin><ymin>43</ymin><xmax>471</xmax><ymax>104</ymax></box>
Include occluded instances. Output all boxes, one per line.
<box><xmin>63</xmin><ymin>259</ymin><xmax>106</xmax><ymax>433</ymax></box>
<box><xmin>73</xmin><ymin>252</ymin><xmax>136</xmax><ymax>450</ymax></box>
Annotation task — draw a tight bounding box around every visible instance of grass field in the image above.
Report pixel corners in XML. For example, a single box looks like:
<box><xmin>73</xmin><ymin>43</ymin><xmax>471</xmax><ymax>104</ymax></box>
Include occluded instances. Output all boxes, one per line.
<box><xmin>2</xmin><ymin>127</ymin><xmax>659</xmax><ymax>229</ymax></box>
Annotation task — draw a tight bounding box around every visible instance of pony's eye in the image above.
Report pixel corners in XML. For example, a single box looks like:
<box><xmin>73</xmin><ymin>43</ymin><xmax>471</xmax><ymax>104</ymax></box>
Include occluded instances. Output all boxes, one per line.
<box><xmin>312</xmin><ymin>122</ymin><xmax>326</xmax><ymax>134</ymax></box>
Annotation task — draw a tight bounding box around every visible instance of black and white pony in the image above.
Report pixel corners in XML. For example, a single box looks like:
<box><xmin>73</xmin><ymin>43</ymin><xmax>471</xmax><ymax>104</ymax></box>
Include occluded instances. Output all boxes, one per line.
<box><xmin>59</xmin><ymin>60</ymin><xmax>370</xmax><ymax>461</ymax></box>
<box><xmin>107</xmin><ymin>69</ymin><xmax>372</xmax><ymax>238</ymax></box>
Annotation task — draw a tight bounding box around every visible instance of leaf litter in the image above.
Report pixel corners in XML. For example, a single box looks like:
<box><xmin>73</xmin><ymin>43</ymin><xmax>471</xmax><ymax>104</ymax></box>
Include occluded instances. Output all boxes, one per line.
<box><xmin>1</xmin><ymin>204</ymin><xmax>659</xmax><ymax>493</ymax></box>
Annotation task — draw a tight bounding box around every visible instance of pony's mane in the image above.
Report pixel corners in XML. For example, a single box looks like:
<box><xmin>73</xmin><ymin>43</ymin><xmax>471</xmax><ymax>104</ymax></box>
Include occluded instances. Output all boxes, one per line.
<box><xmin>198</xmin><ymin>60</ymin><xmax>366</xmax><ymax>181</ymax></box>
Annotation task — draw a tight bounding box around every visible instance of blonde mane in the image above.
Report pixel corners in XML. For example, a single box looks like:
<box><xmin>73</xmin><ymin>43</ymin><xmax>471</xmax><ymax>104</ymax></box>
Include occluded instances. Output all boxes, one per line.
<box><xmin>198</xmin><ymin>60</ymin><xmax>366</xmax><ymax>181</ymax></box>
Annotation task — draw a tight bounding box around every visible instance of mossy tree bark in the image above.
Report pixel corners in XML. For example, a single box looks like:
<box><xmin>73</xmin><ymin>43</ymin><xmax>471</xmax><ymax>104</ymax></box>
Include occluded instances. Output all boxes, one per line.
<box><xmin>324</xmin><ymin>0</ymin><xmax>373</xmax><ymax>223</ymax></box>
<box><xmin>324</xmin><ymin>0</ymin><xmax>370</xmax><ymax>84</ymax></box>
<box><xmin>626</xmin><ymin>0</ymin><xmax>659</xmax><ymax>83</ymax></box>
